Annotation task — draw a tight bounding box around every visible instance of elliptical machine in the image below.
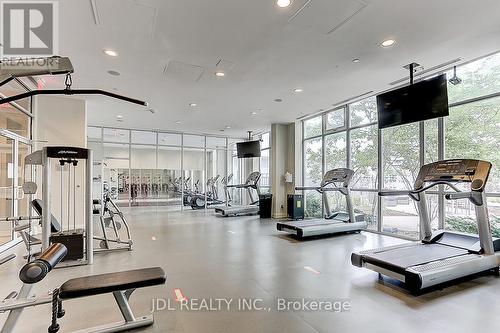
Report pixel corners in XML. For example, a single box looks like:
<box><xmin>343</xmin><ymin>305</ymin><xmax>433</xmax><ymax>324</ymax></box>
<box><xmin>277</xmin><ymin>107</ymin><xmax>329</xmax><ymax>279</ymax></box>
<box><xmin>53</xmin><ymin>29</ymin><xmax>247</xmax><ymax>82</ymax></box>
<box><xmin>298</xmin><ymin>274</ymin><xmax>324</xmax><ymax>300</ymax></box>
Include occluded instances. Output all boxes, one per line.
<box><xmin>190</xmin><ymin>176</ymin><xmax>223</xmax><ymax>209</ymax></box>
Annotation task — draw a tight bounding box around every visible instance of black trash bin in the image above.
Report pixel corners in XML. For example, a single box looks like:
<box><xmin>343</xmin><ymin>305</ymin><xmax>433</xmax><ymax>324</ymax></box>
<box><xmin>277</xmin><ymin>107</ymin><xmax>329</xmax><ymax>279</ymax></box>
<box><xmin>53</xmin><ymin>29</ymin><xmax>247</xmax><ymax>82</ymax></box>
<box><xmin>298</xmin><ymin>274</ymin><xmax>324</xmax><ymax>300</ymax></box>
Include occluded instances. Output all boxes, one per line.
<box><xmin>259</xmin><ymin>194</ymin><xmax>273</xmax><ymax>218</ymax></box>
<box><xmin>287</xmin><ymin>194</ymin><xmax>304</xmax><ymax>220</ymax></box>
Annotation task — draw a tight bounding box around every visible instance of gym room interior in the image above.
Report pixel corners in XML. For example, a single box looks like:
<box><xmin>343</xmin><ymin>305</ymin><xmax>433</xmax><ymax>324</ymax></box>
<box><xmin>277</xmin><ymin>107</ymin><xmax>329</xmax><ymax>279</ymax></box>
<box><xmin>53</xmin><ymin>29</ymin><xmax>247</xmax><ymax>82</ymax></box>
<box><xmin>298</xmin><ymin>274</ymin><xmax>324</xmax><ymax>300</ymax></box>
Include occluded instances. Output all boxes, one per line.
<box><xmin>0</xmin><ymin>0</ymin><xmax>500</xmax><ymax>332</ymax></box>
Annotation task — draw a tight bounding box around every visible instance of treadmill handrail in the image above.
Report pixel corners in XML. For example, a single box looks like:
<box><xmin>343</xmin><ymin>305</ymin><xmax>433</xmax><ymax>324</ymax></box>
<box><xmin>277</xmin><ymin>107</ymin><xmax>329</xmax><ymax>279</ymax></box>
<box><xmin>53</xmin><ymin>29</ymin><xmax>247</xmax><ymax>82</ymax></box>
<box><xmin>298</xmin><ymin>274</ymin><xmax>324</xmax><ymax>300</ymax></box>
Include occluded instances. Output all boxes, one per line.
<box><xmin>295</xmin><ymin>186</ymin><xmax>321</xmax><ymax>192</ymax></box>
<box><xmin>379</xmin><ymin>190</ymin><xmax>411</xmax><ymax>197</ymax></box>
<box><xmin>380</xmin><ymin>181</ymin><xmax>463</xmax><ymax>198</ymax></box>
<box><xmin>445</xmin><ymin>192</ymin><xmax>473</xmax><ymax>200</ymax></box>
<box><xmin>227</xmin><ymin>184</ymin><xmax>255</xmax><ymax>189</ymax></box>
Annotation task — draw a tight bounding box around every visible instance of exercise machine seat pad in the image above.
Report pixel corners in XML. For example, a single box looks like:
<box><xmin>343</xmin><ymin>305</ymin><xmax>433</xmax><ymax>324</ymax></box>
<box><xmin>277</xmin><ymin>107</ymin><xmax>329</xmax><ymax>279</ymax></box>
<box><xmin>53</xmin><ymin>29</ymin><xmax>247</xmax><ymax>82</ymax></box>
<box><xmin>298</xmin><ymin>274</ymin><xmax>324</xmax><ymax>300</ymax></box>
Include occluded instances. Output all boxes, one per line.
<box><xmin>59</xmin><ymin>267</ymin><xmax>166</xmax><ymax>300</ymax></box>
<box><xmin>31</xmin><ymin>199</ymin><xmax>62</xmax><ymax>233</ymax></box>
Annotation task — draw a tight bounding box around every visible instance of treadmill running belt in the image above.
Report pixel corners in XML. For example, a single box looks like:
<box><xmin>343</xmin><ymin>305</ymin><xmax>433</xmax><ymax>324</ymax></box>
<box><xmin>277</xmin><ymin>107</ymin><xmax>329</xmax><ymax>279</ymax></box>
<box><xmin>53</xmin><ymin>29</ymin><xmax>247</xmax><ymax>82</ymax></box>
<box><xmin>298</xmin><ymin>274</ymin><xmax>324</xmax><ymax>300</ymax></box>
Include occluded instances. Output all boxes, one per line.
<box><xmin>280</xmin><ymin>220</ymin><xmax>344</xmax><ymax>228</ymax></box>
<box><xmin>363</xmin><ymin>244</ymin><xmax>469</xmax><ymax>275</ymax></box>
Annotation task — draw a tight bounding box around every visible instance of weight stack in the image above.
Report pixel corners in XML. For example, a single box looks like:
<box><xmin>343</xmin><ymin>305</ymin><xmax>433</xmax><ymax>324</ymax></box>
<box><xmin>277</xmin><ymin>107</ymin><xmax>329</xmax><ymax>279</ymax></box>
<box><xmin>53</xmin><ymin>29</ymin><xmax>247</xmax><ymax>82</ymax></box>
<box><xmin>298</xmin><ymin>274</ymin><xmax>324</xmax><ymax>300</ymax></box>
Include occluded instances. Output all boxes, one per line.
<box><xmin>50</xmin><ymin>230</ymin><xmax>85</xmax><ymax>261</ymax></box>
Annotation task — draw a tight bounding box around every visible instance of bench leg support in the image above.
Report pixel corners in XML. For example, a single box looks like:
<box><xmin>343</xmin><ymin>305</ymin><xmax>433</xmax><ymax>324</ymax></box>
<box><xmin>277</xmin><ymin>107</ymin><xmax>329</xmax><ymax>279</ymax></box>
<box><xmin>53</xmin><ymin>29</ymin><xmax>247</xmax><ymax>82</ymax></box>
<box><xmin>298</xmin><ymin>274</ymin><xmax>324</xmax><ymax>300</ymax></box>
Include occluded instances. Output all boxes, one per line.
<box><xmin>68</xmin><ymin>290</ymin><xmax>153</xmax><ymax>333</ymax></box>
<box><xmin>113</xmin><ymin>290</ymin><xmax>135</xmax><ymax>322</ymax></box>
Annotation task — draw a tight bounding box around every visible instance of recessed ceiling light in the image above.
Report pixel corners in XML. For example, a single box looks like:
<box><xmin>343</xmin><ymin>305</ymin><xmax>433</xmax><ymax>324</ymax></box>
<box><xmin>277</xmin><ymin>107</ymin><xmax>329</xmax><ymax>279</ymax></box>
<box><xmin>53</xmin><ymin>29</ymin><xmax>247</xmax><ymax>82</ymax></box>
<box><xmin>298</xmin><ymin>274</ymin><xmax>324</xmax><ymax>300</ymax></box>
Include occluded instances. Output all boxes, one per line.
<box><xmin>107</xmin><ymin>70</ymin><xmax>120</xmax><ymax>76</ymax></box>
<box><xmin>215</xmin><ymin>71</ymin><xmax>225</xmax><ymax>77</ymax></box>
<box><xmin>352</xmin><ymin>58</ymin><xmax>360</xmax><ymax>63</ymax></box>
<box><xmin>276</xmin><ymin>0</ymin><xmax>291</xmax><ymax>8</ymax></box>
<box><xmin>381</xmin><ymin>39</ymin><xmax>396</xmax><ymax>48</ymax></box>
<box><xmin>225</xmin><ymin>126</ymin><xmax>231</xmax><ymax>129</ymax></box>
<box><xmin>103</xmin><ymin>49</ymin><xmax>118</xmax><ymax>57</ymax></box>
<box><xmin>274</xmin><ymin>98</ymin><xmax>283</xmax><ymax>102</ymax></box>
<box><xmin>293</xmin><ymin>88</ymin><xmax>303</xmax><ymax>93</ymax></box>
<box><xmin>251</xmin><ymin>111</ymin><xmax>258</xmax><ymax>115</ymax></box>
<box><xmin>189</xmin><ymin>103</ymin><xmax>197</xmax><ymax>107</ymax></box>
<box><xmin>175</xmin><ymin>121</ymin><xmax>181</xmax><ymax>124</ymax></box>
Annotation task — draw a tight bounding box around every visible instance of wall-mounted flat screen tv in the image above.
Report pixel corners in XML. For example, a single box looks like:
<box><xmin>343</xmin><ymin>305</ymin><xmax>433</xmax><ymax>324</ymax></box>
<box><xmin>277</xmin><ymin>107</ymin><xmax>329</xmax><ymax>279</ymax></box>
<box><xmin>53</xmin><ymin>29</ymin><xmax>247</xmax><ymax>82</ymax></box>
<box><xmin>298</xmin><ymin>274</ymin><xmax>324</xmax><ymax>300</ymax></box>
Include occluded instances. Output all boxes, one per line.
<box><xmin>237</xmin><ymin>140</ymin><xmax>261</xmax><ymax>158</ymax></box>
<box><xmin>377</xmin><ymin>74</ymin><xmax>449</xmax><ymax>129</ymax></box>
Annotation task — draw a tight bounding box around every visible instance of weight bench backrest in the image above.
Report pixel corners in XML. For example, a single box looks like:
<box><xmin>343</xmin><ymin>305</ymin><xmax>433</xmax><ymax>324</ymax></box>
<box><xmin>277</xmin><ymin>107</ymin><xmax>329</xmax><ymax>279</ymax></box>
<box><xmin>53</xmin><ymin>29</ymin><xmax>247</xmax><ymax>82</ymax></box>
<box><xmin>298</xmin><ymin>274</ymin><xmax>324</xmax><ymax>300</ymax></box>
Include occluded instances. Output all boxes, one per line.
<box><xmin>59</xmin><ymin>267</ymin><xmax>166</xmax><ymax>300</ymax></box>
<box><xmin>31</xmin><ymin>199</ymin><xmax>62</xmax><ymax>233</ymax></box>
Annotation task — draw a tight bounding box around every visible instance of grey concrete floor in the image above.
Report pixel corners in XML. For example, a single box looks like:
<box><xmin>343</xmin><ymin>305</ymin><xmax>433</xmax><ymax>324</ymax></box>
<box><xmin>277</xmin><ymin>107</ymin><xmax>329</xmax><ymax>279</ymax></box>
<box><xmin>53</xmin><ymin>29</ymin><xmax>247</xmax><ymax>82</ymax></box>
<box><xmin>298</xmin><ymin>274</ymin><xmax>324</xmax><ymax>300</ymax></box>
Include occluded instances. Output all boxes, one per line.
<box><xmin>1</xmin><ymin>207</ymin><xmax>500</xmax><ymax>333</ymax></box>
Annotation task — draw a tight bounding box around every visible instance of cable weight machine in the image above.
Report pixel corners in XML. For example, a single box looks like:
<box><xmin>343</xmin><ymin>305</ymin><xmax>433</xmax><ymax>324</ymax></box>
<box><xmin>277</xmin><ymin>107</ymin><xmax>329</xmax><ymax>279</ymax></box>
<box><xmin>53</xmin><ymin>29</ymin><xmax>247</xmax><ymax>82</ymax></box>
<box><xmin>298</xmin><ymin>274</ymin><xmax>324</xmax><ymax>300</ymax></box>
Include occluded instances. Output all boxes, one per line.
<box><xmin>25</xmin><ymin>146</ymin><xmax>93</xmax><ymax>266</ymax></box>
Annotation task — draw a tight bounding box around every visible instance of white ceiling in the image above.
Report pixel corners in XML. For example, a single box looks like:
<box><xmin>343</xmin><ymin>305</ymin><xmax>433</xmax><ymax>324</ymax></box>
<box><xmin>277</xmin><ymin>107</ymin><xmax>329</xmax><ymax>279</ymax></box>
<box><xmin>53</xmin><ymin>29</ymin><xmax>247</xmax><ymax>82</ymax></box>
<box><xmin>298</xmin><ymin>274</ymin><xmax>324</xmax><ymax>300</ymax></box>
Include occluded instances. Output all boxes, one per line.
<box><xmin>53</xmin><ymin>0</ymin><xmax>500</xmax><ymax>137</ymax></box>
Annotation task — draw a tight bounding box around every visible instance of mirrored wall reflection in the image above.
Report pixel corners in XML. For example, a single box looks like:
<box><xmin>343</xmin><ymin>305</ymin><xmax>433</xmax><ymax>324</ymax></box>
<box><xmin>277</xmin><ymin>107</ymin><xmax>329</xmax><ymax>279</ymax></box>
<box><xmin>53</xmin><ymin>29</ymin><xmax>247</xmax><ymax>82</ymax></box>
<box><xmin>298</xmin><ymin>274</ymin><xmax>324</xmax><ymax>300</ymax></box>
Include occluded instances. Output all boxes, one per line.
<box><xmin>183</xmin><ymin>147</ymin><xmax>205</xmax><ymax>209</ymax></box>
<box><xmin>87</xmin><ymin>127</ymin><xmax>242</xmax><ymax>211</ymax></box>
<box><xmin>103</xmin><ymin>143</ymin><xmax>130</xmax><ymax>207</ymax></box>
<box><xmin>158</xmin><ymin>147</ymin><xmax>182</xmax><ymax>210</ymax></box>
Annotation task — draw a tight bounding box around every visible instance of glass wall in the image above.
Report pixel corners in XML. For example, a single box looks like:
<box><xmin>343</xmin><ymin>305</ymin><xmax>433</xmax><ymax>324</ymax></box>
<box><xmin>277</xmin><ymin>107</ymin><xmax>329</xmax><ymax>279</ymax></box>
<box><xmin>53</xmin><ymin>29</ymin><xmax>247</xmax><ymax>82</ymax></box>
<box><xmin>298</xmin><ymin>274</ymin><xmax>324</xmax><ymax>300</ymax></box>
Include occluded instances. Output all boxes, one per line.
<box><xmin>0</xmin><ymin>78</ymin><xmax>32</xmax><ymax>251</ymax></box>
<box><xmin>302</xmin><ymin>51</ymin><xmax>500</xmax><ymax>239</ymax></box>
<box><xmin>87</xmin><ymin>127</ymin><xmax>250</xmax><ymax>211</ymax></box>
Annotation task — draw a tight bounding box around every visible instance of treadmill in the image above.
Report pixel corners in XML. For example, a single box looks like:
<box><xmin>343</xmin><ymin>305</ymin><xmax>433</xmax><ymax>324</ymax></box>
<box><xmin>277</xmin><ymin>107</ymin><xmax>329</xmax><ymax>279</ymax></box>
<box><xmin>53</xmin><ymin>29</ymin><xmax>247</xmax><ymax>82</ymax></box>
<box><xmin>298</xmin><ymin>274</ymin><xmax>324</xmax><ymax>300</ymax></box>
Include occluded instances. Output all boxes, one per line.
<box><xmin>351</xmin><ymin>159</ymin><xmax>500</xmax><ymax>293</ymax></box>
<box><xmin>276</xmin><ymin>168</ymin><xmax>367</xmax><ymax>238</ymax></box>
<box><xmin>214</xmin><ymin>172</ymin><xmax>261</xmax><ymax>217</ymax></box>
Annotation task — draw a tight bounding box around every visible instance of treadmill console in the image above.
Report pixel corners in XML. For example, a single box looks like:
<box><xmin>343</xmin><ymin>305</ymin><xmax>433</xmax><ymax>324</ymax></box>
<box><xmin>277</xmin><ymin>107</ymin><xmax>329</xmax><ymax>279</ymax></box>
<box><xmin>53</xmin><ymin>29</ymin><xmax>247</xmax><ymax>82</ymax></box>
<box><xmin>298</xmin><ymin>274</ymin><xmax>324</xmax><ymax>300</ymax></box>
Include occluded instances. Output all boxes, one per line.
<box><xmin>245</xmin><ymin>172</ymin><xmax>262</xmax><ymax>185</ymax></box>
<box><xmin>415</xmin><ymin>159</ymin><xmax>491</xmax><ymax>191</ymax></box>
<box><xmin>322</xmin><ymin>168</ymin><xmax>354</xmax><ymax>188</ymax></box>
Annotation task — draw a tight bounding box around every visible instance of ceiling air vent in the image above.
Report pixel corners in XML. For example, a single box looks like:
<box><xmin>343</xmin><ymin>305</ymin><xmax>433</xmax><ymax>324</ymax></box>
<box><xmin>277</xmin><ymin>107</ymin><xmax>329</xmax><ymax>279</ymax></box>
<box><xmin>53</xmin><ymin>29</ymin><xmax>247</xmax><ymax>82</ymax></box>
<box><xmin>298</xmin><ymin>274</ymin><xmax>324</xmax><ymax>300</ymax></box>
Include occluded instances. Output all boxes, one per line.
<box><xmin>333</xmin><ymin>90</ymin><xmax>374</xmax><ymax>106</ymax></box>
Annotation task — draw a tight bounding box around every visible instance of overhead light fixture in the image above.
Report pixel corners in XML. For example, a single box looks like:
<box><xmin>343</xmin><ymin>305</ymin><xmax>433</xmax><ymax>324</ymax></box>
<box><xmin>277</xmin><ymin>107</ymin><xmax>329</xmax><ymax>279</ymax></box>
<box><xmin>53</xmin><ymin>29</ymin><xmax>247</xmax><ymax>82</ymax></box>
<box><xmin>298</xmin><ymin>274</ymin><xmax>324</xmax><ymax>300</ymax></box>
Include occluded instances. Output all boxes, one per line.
<box><xmin>215</xmin><ymin>71</ymin><xmax>225</xmax><ymax>77</ymax></box>
<box><xmin>293</xmin><ymin>88</ymin><xmax>303</xmax><ymax>93</ymax></box>
<box><xmin>381</xmin><ymin>39</ymin><xmax>396</xmax><ymax>48</ymax></box>
<box><xmin>251</xmin><ymin>111</ymin><xmax>258</xmax><ymax>115</ymax></box>
<box><xmin>225</xmin><ymin>126</ymin><xmax>231</xmax><ymax>129</ymax></box>
<box><xmin>116</xmin><ymin>115</ymin><xmax>123</xmax><ymax>122</ymax></box>
<box><xmin>107</xmin><ymin>70</ymin><xmax>120</xmax><ymax>76</ymax></box>
<box><xmin>189</xmin><ymin>103</ymin><xmax>197</xmax><ymax>107</ymax></box>
<box><xmin>274</xmin><ymin>98</ymin><xmax>283</xmax><ymax>103</ymax></box>
<box><xmin>175</xmin><ymin>120</ymin><xmax>181</xmax><ymax>124</ymax></box>
<box><xmin>103</xmin><ymin>49</ymin><xmax>118</xmax><ymax>57</ymax></box>
<box><xmin>352</xmin><ymin>58</ymin><xmax>360</xmax><ymax>63</ymax></box>
<box><xmin>449</xmin><ymin>66</ymin><xmax>462</xmax><ymax>85</ymax></box>
<box><xmin>276</xmin><ymin>0</ymin><xmax>291</xmax><ymax>8</ymax></box>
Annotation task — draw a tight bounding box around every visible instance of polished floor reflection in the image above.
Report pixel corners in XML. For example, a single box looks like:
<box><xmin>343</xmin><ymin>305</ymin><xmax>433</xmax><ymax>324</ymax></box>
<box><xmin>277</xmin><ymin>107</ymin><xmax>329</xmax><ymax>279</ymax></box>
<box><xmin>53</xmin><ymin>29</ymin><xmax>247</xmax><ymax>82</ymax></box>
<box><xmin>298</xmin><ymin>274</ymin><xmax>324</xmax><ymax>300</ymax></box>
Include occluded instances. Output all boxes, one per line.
<box><xmin>0</xmin><ymin>208</ymin><xmax>499</xmax><ymax>332</ymax></box>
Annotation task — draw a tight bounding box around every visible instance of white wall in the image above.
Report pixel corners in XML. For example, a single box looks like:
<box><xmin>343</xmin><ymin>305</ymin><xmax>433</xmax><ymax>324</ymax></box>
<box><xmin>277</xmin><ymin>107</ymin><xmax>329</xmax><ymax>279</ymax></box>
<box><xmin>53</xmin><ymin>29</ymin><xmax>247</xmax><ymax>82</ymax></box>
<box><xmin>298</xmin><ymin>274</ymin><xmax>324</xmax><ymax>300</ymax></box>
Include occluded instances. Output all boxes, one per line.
<box><xmin>34</xmin><ymin>96</ymin><xmax>87</xmax><ymax>148</ymax></box>
<box><xmin>270</xmin><ymin>123</ymin><xmax>297</xmax><ymax>218</ymax></box>
<box><xmin>33</xmin><ymin>96</ymin><xmax>87</xmax><ymax>229</ymax></box>
<box><xmin>269</xmin><ymin>122</ymin><xmax>302</xmax><ymax>218</ymax></box>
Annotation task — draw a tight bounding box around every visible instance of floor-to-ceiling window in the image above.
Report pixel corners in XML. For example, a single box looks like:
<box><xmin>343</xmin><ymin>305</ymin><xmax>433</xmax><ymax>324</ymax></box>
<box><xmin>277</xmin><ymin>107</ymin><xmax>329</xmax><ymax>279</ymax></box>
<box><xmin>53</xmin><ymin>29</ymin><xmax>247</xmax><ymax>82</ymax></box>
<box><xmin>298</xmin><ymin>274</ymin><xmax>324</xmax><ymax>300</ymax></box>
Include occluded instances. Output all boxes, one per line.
<box><xmin>257</xmin><ymin>132</ymin><xmax>271</xmax><ymax>194</ymax></box>
<box><xmin>302</xmin><ymin>51</ymin><xmax>500</xmax><ymax>239</ymax></box>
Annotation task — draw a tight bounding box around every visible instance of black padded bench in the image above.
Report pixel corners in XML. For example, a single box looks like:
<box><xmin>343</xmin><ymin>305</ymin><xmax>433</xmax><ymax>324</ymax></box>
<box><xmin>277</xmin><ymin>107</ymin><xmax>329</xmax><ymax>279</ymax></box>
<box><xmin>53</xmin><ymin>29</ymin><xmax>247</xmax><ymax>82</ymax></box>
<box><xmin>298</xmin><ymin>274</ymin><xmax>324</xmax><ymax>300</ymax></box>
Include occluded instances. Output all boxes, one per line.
<box><xmin>59</xmin><ymin>267</ymin><xmax>165</xmax><ymax>299</ymax></box>
<box><xmin>51</xmin><ymin>267</ymin><xmax>166</xmax><ymax>333</ymax></box>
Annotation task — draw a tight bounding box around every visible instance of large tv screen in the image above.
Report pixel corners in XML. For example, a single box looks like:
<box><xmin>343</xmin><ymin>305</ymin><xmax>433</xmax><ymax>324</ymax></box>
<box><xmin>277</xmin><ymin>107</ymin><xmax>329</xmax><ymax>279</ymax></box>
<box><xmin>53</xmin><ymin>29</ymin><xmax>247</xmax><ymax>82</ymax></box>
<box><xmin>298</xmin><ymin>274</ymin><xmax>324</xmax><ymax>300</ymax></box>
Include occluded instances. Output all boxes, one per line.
<box><xmin>237</xmin><ymin>140</ymin><xmax>261</xmax><ymax>158</ymax></box>
<box><xmin>377</xmin><ymin>74</ymin><xmax>449</xmax><ymax>129</ymax></box>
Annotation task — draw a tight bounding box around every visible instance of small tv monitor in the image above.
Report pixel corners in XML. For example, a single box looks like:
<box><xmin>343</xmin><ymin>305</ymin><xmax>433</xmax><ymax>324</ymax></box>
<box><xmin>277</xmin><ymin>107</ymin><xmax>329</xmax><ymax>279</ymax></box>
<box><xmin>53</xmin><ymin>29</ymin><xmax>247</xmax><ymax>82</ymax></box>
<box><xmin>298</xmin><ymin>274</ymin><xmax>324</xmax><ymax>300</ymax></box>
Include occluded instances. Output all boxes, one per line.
<box><xmin>237</xmin><ymin>140</ymin><xmax>261</xmax><ymax>158</ymax></box>
<box><xmin>377</xmin><ymin>74</ymin><xmax>449</xmax><ymax>129</ymax></box>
